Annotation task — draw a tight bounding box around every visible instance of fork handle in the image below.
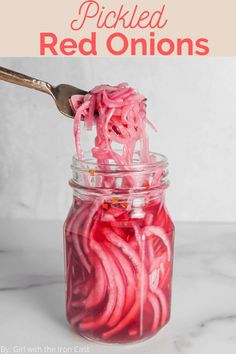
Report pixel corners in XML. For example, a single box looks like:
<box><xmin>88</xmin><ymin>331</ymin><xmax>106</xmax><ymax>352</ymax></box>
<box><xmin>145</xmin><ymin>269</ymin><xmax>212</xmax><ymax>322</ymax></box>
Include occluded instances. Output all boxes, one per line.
<box><xmin>0</xmin><ymin>66</ymin><xmax>52</xmax><ymax>95</ymax></box>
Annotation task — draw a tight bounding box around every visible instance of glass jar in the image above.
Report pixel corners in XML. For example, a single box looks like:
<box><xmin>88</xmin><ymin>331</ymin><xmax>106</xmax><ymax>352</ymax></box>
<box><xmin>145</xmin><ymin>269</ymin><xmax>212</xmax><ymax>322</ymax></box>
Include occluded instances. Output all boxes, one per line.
<box><xmin>64</xmin><ymin>152</ymin><xmax>174</xmax><ymax>344</ymax></box>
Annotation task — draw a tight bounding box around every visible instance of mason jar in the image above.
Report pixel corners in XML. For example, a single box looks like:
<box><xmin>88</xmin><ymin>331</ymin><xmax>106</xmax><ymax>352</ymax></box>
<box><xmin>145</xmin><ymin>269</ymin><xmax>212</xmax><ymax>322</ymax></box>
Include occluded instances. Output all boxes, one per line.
<box><xmin>64</xmin><ymin>152</ymin><xmax>174</xmax><ymax>344</ymax></box>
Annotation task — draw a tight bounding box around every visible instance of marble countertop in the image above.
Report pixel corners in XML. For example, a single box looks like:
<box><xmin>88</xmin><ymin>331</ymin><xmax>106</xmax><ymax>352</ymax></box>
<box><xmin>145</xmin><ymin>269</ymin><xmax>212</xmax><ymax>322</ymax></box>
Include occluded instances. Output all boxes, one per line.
<box><xmin>0</xmin><ymin>220</ymin><xmax>235</xmax><ymax>354</ymax></box>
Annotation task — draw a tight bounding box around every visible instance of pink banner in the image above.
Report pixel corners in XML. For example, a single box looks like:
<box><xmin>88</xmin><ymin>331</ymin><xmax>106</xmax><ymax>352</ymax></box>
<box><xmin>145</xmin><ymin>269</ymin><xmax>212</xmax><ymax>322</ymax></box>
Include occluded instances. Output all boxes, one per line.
<box><xmin>0</xmin><ymin>0</ymin><xmax>235</xmax><ymax>56</ymax></box>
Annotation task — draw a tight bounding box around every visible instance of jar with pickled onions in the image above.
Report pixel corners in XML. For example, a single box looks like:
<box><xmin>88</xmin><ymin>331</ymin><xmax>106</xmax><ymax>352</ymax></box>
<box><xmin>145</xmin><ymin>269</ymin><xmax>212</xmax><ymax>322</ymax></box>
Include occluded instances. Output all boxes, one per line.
<box><xmin>64</xmin><ymin>151</ymin><xmax>174</xmax><ymax>344</ymax></box>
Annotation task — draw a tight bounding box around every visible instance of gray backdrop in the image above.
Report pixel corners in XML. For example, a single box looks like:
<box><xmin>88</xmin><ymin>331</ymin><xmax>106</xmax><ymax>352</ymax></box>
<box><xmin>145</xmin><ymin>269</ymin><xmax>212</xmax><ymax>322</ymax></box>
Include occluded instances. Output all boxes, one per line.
<box><xmin>0</xmin><ymin>57</ymin><xmax>235</xmax><ymax>221</ymax></box>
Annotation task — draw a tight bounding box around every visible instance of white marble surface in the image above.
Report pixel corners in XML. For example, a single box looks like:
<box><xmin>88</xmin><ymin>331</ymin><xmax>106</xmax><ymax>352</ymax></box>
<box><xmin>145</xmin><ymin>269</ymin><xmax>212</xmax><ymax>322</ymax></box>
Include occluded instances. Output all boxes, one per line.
<box><xmin>0</xmin><ymin>220</ymin><xmax>235</xmax><ymax>354</ymax></box>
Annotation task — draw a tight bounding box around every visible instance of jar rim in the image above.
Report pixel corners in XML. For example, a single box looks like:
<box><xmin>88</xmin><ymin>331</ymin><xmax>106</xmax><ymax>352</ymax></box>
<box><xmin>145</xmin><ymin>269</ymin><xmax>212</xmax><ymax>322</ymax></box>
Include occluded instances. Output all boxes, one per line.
<box><xmin>72</xmin><ymin>151</ymin><xmax>168</xmax><ymax>174</ymax></box>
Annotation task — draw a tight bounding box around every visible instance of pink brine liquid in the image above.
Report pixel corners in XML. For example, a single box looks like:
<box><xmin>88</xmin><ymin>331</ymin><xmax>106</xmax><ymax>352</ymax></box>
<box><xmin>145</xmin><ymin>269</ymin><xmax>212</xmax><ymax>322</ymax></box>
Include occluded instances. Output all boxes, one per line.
<box><xmin>64</xmin><ymin>194</ymin><xmax>174</xmax><ymax>344</ymax></box>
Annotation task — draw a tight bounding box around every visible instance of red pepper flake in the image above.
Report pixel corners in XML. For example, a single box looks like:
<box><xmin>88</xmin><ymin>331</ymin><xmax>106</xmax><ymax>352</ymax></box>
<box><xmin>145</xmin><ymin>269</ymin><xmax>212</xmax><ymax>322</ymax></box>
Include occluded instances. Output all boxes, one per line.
<box><xmin>102</xmin><ymin>202</ymin><xmax>109</xmax><ymax>210</ymax></box>
<box><xmin>89</xmin><ymin>169</ymin><xmax>95</xmax><ymax>176</ymax></box>
<box><xmin>122</xmin><ymin>202</ymin><xmax>128</xmax><ymax>208</ymax></box>
<box><xmin>112</xmin><ymin>197</ymin><xmax>119</xmax><ymax>205</ymax></box>
<box><xmin>143</xmin><ymin>180</ymin><xmax>150</xmax><ymax>188</ymax></box>
<box><xmin>112</xmin><ymin>125</ymin><xmax>121</xmax><ymax>135</ymax></box>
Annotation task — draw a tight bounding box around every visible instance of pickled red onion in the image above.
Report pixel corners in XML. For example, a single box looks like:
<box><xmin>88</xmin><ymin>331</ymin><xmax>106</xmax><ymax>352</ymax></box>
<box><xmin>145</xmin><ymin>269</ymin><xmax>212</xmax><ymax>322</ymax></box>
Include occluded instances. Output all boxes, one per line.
<box><xmin>66</xmin><ymin>83</ymin><xmax>173</xmax><ymax>342</ymax></box>
<box><xmin>70</xmin><ymin>83</ymin><xmax>154</xmax><ymax>165</ymax></box>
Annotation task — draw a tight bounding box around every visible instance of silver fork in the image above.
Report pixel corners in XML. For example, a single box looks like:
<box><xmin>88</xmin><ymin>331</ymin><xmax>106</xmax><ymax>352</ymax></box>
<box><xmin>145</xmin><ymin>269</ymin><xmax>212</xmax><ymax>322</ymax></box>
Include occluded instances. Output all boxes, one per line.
<box><xmin>0</xmin><ymin>66</ymin><xmax>88</xmax><ymax>118</ymax></box>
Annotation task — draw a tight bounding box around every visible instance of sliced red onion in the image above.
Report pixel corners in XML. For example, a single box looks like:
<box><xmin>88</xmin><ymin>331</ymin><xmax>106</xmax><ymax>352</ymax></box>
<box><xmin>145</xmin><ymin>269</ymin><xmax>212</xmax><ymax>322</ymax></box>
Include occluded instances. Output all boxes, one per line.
<box><xmin>148</xmin><ymin>292</ymin><xmax>161</xmax><ymax>332</ymax></box>
<box><xmin>83</xmin><ymin>257</ymin><xmax>108</xmax><ymax>309</ymax></box>
<box><xmin>143</xmin><ymin>226</ymin><xmax>171</xmax><ymax>261</ymax></box>
<box><xmin>104</xmin><ymin>240</ymin><xmax>136</xmax><ymax>316</ymax></box>
<box><xmin>102</xmin><ymin>227</ymin><xmax>149</xmax><ymax>338</ymax></box>
<box><xmin>155</xmin><ymin>288</ymin><xmax>169</xmax><ymax>326</ymax></box>
<box><xmin>79</xmin><ymin>240</ymin><xmax>117</xmax><ymax>330</ymax></box>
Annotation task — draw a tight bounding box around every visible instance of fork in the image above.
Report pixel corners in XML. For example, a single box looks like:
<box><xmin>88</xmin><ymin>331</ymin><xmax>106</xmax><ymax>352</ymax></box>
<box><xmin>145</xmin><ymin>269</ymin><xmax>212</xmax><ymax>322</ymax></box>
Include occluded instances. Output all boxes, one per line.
<box><xmin>0</xmin><ymin>66</ymin><xmax>88</xmax><ymax>118</ymax></box>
